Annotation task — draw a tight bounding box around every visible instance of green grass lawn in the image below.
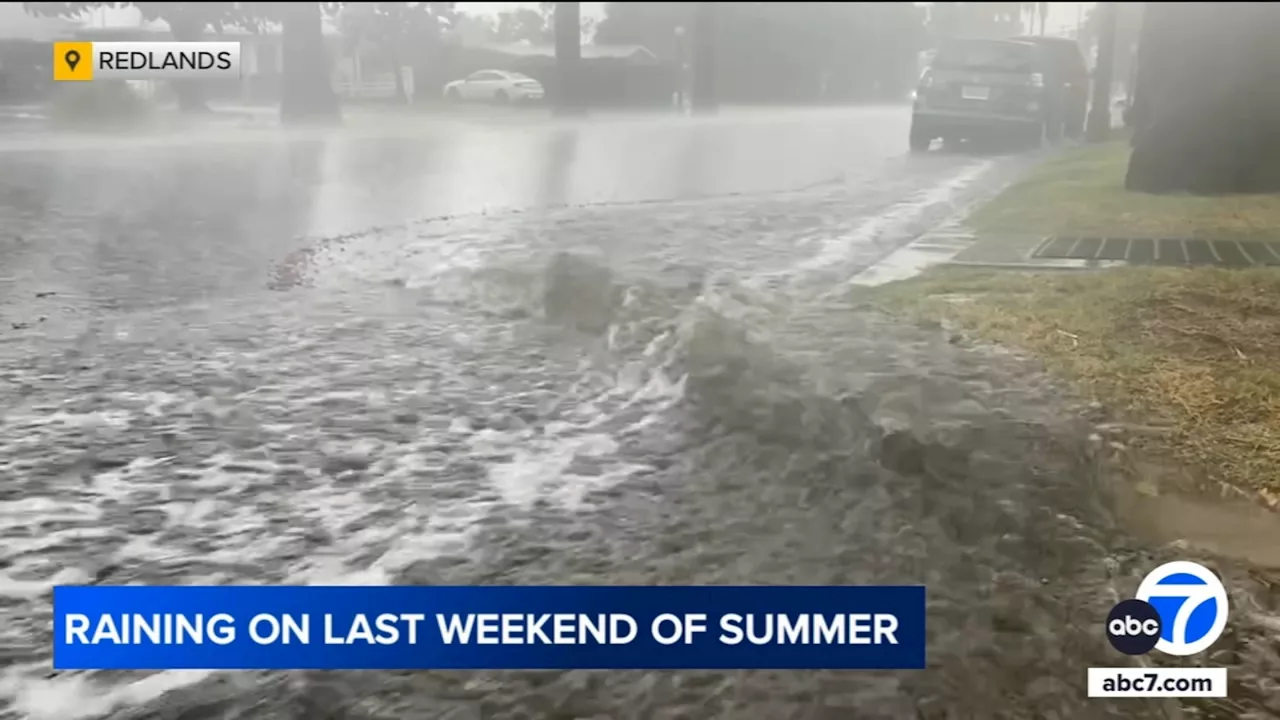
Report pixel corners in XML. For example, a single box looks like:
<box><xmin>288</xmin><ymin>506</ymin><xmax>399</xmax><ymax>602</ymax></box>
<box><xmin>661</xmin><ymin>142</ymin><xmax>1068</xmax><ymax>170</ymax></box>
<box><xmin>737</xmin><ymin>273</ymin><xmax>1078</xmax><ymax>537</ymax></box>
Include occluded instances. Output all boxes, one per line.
<box><xmin>862</xmin><ymin>144</ymin><xmax>1280</xmax><ymax>508</ymax></box>
<box><xmin>969</xmin><ymin>142</ymin><xmax>1280</xmax><ymax>239</ymax></box>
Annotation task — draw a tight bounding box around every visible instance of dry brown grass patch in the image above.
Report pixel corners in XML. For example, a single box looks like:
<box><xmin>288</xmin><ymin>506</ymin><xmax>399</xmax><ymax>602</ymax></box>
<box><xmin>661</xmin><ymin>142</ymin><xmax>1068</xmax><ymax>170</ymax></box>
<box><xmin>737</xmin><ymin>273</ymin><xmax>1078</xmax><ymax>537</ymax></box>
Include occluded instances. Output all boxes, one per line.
<box><xmin>863</xmin><ymin>267</ymin><xmax>1280</xmax><ymax>506</ymax></box>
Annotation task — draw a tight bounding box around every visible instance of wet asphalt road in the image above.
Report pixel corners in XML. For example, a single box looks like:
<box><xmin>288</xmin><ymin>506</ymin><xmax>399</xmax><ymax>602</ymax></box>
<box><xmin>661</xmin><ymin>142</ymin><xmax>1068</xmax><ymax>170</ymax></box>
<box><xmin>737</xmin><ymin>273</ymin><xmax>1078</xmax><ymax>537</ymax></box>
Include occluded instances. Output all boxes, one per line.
<box><xmin>1</xmin><ymin>106</ymin><xmax>1277</xmax><ymax>720</ymax></box>
<box><xmin>0</xmin><ymin>105</ymin><xmax>1011</xmax><ymax>312</ymax></box>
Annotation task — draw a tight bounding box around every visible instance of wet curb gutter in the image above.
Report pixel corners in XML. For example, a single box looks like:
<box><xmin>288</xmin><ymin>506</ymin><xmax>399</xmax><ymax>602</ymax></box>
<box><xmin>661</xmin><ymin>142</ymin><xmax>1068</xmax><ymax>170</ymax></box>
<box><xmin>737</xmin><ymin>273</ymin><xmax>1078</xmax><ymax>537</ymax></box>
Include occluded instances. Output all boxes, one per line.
<box><xmin>844</xmin><ymin>227</ymin><xmax>1120</xmax><ymax>288</ymax></box>
<box><xmin>1086</xmin><ymin>428</ymin><xmax>1280</xmax><ymax>718</ymax></box>
<box><xmin>844</xmin><ymin>221</ymin><xmax>979</xmax><ymax>287</ymax></box>
<box><xmin>921</xmin><ymin>320</ymin><xmax>1277</xmax><ymax>719</ymax></box>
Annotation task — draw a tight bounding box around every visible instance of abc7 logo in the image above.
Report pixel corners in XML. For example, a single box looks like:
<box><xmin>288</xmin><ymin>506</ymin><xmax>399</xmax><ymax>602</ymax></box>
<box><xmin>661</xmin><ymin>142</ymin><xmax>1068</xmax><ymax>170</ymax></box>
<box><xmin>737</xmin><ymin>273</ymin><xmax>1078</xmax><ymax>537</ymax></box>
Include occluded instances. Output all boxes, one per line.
<box><xmin>1106</xmin><ymin>560</ymin><xmax>1230</xmax><ymax>656</ymax></box>
<box><xmin>1106</xmin><ymin>599</ymin><xmax>1162</xmax><ymax>655</ymax></box>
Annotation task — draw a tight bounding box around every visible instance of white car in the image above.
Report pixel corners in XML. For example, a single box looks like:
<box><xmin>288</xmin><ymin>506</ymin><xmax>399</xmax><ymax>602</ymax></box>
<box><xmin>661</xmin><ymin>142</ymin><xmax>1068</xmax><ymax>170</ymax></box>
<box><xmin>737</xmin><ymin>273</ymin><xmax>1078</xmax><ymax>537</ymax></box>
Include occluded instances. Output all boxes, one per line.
<box><xmin>442</xmin><ymin>70</ymin><xmax>545</xmax><ymax>104</ymax></box>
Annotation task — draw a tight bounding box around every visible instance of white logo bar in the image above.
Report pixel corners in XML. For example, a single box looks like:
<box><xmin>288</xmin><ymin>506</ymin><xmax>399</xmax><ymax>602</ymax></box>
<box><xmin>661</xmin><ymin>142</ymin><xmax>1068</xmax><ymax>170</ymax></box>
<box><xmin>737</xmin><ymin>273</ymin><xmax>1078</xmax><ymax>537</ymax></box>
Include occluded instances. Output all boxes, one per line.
<box><xmin>1088</xmin><ymin>667</ymin><xmax>1228</xmax><ymax>698</ymax></box>
<box><xmin>93</xmin><ymin>42</ymin><xmax>241</xmax><ymax>80</ymax></box>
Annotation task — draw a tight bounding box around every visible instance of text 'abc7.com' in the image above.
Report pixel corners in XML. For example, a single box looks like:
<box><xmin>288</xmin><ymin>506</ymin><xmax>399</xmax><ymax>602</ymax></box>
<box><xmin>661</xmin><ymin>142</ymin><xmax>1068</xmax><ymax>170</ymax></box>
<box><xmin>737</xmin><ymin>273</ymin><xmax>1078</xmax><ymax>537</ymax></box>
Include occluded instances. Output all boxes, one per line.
<box><xmin>1089</xmin><ymin>560</ymin><xmax>1230</xmax><ymax>698</ymax></box>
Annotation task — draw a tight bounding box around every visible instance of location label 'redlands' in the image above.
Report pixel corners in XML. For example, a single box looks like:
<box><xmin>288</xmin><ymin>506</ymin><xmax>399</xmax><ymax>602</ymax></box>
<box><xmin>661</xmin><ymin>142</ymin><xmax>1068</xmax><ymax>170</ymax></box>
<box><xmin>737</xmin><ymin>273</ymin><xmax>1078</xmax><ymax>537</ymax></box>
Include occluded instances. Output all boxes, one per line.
<box><xmin>53</xmin><ymin>42</ymin><xmax>242</xmax><ymax>82</ymax></box>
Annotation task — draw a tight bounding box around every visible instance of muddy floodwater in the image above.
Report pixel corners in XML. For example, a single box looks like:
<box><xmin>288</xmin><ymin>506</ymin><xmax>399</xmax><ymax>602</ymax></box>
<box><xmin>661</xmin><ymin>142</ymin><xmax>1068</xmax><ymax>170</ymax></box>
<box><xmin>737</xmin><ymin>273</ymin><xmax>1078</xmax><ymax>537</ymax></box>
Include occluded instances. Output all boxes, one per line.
<box><xmin>0</xmin><ymin>108</ymin><xmax>1277</xmax><ymax>720</ymax></box>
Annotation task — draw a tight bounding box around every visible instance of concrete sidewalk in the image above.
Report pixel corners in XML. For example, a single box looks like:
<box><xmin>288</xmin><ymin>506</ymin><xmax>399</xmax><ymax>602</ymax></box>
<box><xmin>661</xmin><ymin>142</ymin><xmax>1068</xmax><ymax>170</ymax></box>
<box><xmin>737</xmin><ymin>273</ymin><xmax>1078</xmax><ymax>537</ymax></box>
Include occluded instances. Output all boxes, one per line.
<box><xmin>848</xmin><ymin>226</ymin><xmax>1138</xmax><ymax>286</ymax></box>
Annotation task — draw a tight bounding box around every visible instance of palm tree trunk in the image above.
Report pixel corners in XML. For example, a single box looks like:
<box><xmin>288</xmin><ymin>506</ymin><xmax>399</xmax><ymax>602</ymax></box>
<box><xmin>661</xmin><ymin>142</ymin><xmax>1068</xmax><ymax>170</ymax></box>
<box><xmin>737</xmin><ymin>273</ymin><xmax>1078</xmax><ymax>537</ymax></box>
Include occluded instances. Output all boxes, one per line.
<box><xmin>388</xmin><ymin>48</ymin><xmax>407</xmax><ymax>104</ymax></box>
<box><xmin>1125</xmin><ymin>1</ymin><xmax>1159</xmax><ymax>134</ymax></box>
<box><xmin>168</xmin><ymin>12</ymin><xmax>210</xmax><ymax>113</ymax></box>
<box><xmin>1085</xmin><ymin>1</ymin><xmax>1117</xmax><ymax>141</ymax></box>
<box><xmin>1125</xmin><ymin>2</ymin><xmax>1280</xmax><ymax>193</ymax></box>
<box><xmin>690</xmin><ymin>2</ymin><xmax>717</xmax><ymax>114</ymax></box>
<box><xmin>554</xmin><ymin>2</ymin><xmax>583</xmax><ymax>115</ymax></box>
<box><xmin>279</xmin><ymin>2</ymin><xmax>341</xmax><ymax>125</ymax></box>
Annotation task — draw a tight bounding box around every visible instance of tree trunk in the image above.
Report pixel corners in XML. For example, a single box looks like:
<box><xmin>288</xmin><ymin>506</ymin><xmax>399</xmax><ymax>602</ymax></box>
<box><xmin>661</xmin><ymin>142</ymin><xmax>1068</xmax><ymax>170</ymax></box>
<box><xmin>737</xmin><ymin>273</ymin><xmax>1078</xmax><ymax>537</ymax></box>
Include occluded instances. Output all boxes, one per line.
<box><xmin>1085</xmin><ymin>2</ymin><xmax>1117</xmax><ymax>141</ymax></box>
<box><xmin>554</xmin><ymin>2</ymin><xmax>583</xmax><ymax>115</ymax></box>
<box><xmin>1125</xmin><ymin>2</ymin><xmax>1280</xmax><ymax>194</ymax></box>
<box><xmin>1124</xmin><ymin>1</ymin><xmax>1163</xmax><ymax>134</ymax></box>
<box><xmin>168</xmin><ymin>13</ymin><xmax>210</xmax><ymax>113</ymax></box>
<box><xmin>389</xmin><ymin>49</ymin><xmax>407</xmax><ymax>104</ymax></box>
<box><xmin>690</xmin><ymin>2</ymin><xmax>717</xmax><ymax>115</ymax></box>
<box><xmin>280</xmin><ymin>2</ymin><xmax>341</xmax><ymax>125</ymax></box>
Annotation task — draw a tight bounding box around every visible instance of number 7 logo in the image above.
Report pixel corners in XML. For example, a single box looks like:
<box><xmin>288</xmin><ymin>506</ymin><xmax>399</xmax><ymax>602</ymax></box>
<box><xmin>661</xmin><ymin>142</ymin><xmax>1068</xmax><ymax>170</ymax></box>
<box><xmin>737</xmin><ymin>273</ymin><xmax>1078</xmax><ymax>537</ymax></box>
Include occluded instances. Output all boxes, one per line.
<box><xmin>1135</xmin><ymin>561</ymin><xmax>1229</xmax><ymax>657</ymax></box>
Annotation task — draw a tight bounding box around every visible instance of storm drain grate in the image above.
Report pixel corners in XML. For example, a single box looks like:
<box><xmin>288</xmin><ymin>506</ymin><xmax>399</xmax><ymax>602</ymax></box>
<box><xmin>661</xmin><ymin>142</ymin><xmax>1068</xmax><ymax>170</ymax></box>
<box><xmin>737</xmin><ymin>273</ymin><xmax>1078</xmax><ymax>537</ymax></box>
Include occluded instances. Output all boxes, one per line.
<box><xmin>1031</xmin><ymin>236</ymin><xmax>1280</xmax><ymax>267</ymax></box>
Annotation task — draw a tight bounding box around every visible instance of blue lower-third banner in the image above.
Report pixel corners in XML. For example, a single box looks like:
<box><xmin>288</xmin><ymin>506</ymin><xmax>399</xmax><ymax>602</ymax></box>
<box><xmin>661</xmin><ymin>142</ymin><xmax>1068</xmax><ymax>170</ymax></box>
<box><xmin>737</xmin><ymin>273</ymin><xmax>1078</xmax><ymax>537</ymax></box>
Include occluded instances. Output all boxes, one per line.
<box><xmin>53</xmin><ymin>585</ymin><xmax>926</xmax><ymax>670</ymax></box>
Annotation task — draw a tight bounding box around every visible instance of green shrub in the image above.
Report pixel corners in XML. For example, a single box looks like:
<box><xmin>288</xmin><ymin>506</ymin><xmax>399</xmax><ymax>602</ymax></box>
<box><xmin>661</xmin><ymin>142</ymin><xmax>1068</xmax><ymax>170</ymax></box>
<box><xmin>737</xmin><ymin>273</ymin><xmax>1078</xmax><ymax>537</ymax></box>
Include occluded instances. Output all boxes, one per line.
<box><xmin>48</xmin><ymin>81</ymin><xmax>155</xmax><ymax>129</ymax></box>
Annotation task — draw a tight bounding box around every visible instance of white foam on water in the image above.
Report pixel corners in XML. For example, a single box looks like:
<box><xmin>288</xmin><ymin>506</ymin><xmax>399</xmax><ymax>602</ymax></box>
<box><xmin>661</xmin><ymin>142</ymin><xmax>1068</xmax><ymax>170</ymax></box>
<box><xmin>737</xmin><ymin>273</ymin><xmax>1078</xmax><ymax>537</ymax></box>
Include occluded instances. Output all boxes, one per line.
<box><xmin>300</xmin><ymin>215</ymin><xmax>533</xmax><ymax>302</ymax></box>
<box><xmin>4</xmin><ymin>219</ymin><xmax>712</xmax><ymax>720</ymax></box>
<box><xmin>844</xmin><ymin>238</ymin><xmax>972</xmax><ymax>287</ymax></box>
<box><xmin>1</xmin><ymin>147</ymin><xmax>983</xmax><ymax>718</ymax></box>
<box><xmin>1</xmin><ymin>527</ymin><xmax>115</xmax><ymax>562</ymax></box>
<box><xmin>37</xmin><ymin>410</ymin><xmax>134</xmax><ymax>430</ymax></box>
<box><xmin>780</xmin><ymin>159</ymin><xmax>996</xmax><ymax>281</ymax></box>
<box><xmin>0</xmin><ymin>497</ymin><xmax>101</xmax><ymax>531</ymax></box>
<box><xmin>470</xmin><ymin>366</ymin><xmax>679</xmax><ymax>512</ymax></box>
<box><xmin>0</xmin><ymin>567</ymin><xmax>92</xmax><ymax>600</ymax></box>
<box><xmin>1</xmin><ymin>666</ymin><xmax>214</xmax><ymax>720</ymax></box>
<box><xmin>485</xmin><ymin>431</ymin><xmax>621</xmax><ymax>509</ymax></box>
<box><xmin>1</xmin><ymin>383</ymin><xmax>672</xmax><ymax>716</ymax></box>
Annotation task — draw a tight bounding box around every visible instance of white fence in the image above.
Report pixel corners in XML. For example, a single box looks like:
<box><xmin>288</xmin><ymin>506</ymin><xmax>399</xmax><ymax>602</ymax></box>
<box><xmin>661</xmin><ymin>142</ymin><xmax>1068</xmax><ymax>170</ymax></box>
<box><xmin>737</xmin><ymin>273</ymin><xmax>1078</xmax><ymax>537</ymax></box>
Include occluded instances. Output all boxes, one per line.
<box><xmin>333</xmin><ymin>66</ymin><xmax>414</xmax><ymax>101</ymax></box>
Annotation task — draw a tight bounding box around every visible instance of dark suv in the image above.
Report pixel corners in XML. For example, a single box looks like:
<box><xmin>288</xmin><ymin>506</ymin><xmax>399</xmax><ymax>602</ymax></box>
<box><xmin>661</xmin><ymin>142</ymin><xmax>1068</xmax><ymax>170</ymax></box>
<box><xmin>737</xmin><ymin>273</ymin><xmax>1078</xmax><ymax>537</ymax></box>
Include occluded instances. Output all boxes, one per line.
<box><xmin>909</xmin><ymin>38</ymin><xmax>1053</xmax><ymax>151</ymax></box>
<box><xmin>1012</xmin><ymin>35</ymin><xmax>1090</xmax><ymax>138</ymax></box>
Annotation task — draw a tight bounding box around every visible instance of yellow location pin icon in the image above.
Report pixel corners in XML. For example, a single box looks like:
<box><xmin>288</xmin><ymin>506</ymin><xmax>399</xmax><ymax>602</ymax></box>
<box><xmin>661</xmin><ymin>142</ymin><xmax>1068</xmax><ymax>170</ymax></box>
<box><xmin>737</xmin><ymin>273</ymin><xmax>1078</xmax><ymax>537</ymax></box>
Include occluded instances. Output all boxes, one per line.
<box><xmin>53</xmin><ymin>42</ymin><xmax>94</xmax><ymax>81</ymax></box>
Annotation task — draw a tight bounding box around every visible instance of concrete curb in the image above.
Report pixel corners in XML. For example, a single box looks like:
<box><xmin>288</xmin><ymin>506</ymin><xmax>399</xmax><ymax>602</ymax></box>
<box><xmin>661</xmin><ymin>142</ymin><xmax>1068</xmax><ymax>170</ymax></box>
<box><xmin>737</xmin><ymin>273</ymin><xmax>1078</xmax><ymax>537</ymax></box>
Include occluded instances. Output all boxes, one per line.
<box><xmin>847</xmin><ymin>229</ymin><xmax>1128</xmax><ymax>287</ymax></box>
<box><xmin>947</xmin><ymin>258</ymin><xmax>1128</xmax><ymax>271</ymax></box>
<box><xmin>845</xmin><ymin>222</ymin><xmax>979</xmax><ymax>287</ymax></box>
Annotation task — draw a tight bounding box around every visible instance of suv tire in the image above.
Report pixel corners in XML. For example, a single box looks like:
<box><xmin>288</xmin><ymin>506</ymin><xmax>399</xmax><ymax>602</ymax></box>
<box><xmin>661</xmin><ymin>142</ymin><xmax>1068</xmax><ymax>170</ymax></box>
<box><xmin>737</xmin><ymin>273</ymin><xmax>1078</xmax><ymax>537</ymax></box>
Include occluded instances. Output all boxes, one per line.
<box><xmin>909</xmin><ymin>122</ymin><xmax>933</xmax><ymax>152</ymax></box>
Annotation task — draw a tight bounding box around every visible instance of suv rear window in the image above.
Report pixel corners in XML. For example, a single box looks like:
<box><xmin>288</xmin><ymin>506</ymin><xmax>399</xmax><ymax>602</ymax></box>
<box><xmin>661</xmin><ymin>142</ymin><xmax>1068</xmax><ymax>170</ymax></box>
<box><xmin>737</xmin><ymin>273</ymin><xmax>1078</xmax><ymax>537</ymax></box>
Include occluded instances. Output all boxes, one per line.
<box><xmin>932</xmin><ymin>41</ymin><xmax>1037</xmax><ymax>73</ymax></box>
<box><xmin>1014</xmin><ymin>37</ymin><xmax>1087</xmax><ymax>75</ymax></box>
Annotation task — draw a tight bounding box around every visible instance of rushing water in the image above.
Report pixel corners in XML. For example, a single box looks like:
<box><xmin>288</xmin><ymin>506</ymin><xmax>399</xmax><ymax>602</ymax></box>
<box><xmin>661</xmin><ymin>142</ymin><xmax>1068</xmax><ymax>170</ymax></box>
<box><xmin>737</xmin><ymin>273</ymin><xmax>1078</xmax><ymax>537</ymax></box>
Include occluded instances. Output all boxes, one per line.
<box><xmin>1</xmin><ymin>120</ymin><xmax>1277</xmax><ymax>720</ymax></box>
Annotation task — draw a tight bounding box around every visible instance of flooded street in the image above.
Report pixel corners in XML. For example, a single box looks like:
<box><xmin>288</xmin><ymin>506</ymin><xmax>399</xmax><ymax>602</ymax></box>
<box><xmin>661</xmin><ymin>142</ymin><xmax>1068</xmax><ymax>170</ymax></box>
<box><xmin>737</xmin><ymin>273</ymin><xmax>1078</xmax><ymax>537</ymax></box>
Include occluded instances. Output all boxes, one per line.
<box><xmin>0</xmin><ymin>105</ymin><xmax>997</xmax><ymax>310</ymax></box>
<box><xmin>0</xmin><ymin>106</ymin><xmax>1276</xmax><ymax>720</ymax></box>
